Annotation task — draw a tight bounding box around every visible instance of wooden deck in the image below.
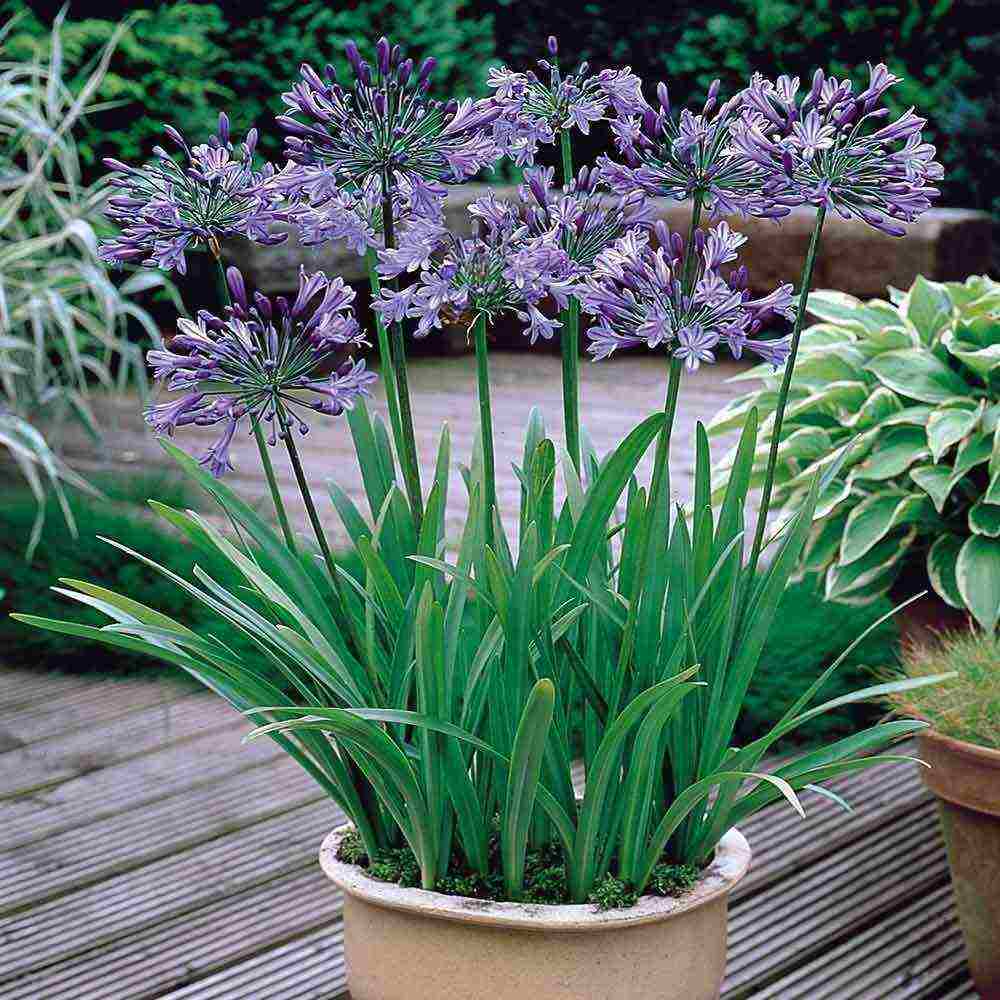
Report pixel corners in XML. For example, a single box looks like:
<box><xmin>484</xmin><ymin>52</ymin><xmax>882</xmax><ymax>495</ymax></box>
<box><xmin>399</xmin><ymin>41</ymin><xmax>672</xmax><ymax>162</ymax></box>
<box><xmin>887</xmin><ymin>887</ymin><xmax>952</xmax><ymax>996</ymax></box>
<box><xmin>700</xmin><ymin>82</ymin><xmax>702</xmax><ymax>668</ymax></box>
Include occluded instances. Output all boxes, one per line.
<box><xmin>0</xmin><ymin>669</ymin><xmax>977</xmax><ymax>999</ymax></box>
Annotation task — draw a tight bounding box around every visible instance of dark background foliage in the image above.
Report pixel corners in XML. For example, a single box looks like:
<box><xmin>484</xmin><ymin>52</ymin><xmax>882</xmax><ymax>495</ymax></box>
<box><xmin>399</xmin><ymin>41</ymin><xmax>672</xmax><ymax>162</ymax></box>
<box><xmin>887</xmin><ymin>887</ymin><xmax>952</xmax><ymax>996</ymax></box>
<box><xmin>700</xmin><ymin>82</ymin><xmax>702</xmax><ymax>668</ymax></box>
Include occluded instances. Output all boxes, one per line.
<box><xmin>5</xmin><ymin>0</ymin><xmax>1000</xmax><ymax>222</ymax></box>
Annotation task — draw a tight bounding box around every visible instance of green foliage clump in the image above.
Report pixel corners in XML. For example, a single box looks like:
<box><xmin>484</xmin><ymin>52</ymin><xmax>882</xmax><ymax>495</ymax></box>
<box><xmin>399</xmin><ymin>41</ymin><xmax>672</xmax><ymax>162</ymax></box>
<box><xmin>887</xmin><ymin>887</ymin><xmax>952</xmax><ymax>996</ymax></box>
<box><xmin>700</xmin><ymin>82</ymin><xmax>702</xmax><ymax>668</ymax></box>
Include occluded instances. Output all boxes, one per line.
<box><xmin>887</xmin><ymin>630</ymin><xmax>1000</xmax><ymax>750</ymax></box>
<box><xmin>368</xmin><ymin>848</ymin><xmax>423</xmax><ymax>889</ymax></box>
<box><xmin>0</xmin><ymin>479</ymin><xmax>258</xmax><ymax>677</ymax></box>
<box><xmin>336</xmin><ymin>829</ymin><xmax>370</xmax><ymax>867</ymax></box>
<box><xmin>2</xmin><ymin>1</ymin><xmax>494</xmax><ymax>172</ymax></box>
<box><xmin>647</xmin><ymin>862</ymin><xmax>699</xmax><ymax>898</ymax></box>
<box><xmin>739</xmin><ymin>576</ymin><xmax>900</xmax><ymax>747</ymax></box>
<box><xmin>588</xmin><ymin>874</ymin><xmax>639</xmax><ymax>911</ymax></box>
<box><xmin>711</xmin><ymin>275</ymin><xmax>1000</xmax><ymax>632</ymax></box>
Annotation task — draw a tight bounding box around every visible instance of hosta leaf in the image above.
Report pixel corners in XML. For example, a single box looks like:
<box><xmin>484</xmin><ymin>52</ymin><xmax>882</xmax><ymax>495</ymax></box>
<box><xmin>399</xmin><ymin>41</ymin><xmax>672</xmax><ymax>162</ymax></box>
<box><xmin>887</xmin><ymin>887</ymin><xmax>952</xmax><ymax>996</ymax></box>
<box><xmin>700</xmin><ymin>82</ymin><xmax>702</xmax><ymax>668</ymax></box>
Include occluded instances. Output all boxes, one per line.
<box><xmin>866</xmin><ymin>349</ymin><xmax>970</xmax><ymax>403</ymax></box>
<box><xmin>789</xmin><ymin>351</ymin><xmax>867</xmax><ymax>383</ymax></box>
<box><xmin>802</xmin><ymin>508</ymin><xmax>853</xmax><ymax>573</ymax></box>
<box><xmin>941</xmin><ymin>331</ymin><xmax>1000</xmax><ymax>378</ymax></box>
<box><xmin>954</xmin><ymin>432</ymin><xmax>993</xmax><ymax>479</ymax></box>
<box><xmin>987</xmin><ymin>468</ymin><xmax>1000</xmax><ymax>504</ymax></box>
<box><xmin>825</xmin><ymin>531</ymin><xmax>913</xmax><ymax>603</ymax></box>
<box><xmin>883</xmin><ymin>405</ymin><xmax>934</xmax><ymax>428</ymax></box>
<box><xmin>956</xmin><ymin>535</ymin><xmax>1000</xmax><ymax>631</ymax></box>
<box><xmin>927</xmin><ymin>404</ymin><xmax>980</xmax><ymax>463</ymax></box>
<box><xmin>969</xmin><ymin>501</ymin><xmax>1000</xmax><ymax>538</ymax></box>
<box><xmin>807</xmin><ymin>290</ymin><xmax>887</xmax><ymax>333</ymax></box>
<box><xmin>839</xmin><ymin>493</ymin><xmax>932</xmax><ymax>566</ymax></box>
<box><xmin>852</xmin><ymin>426</ymin><xmax>929</xmax><ymax>481</ymax></box>
<box><xmin>845</xmin><ymin>387</ymin><xmax>902</xmax><ymax>430</ymax></box>
<box><xmin>910</xmin><ymin>464</ymin><xmax>955</xmax><ymax>514</ymax></box>
<box><xmin>786</xmin><ymin>381</ymin><xmax>869</xmax><ymax>419</ymax></box>
<box><xmin>927</xmin><ymin>534</ymin><xmax>964</xmax><ymax>608</ymax></box>
<box><xmin>778</xmin><ymin>426</ymin><xmax>833</xmax><ymax>463</ymax></box>
<box><xmin>903</xmin><ymin>276</ymin><xmax>953</xmax><ymax>342</ymax></box>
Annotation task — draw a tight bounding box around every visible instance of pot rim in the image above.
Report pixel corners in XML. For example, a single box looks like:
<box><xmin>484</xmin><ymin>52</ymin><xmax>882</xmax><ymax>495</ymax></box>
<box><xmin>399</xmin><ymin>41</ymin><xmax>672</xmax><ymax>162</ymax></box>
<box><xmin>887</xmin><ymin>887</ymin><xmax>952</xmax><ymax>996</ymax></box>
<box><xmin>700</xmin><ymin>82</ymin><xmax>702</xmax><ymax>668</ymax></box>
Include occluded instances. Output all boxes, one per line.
<box><xmin>320</xmin><ymin>825</ymin><xmax>750</xmax><ymax>932</ymax></box>
<box><xmin>919</xmin><ymin>727</ymin><xmax>1000</xmax><ymax>766</ymax></box>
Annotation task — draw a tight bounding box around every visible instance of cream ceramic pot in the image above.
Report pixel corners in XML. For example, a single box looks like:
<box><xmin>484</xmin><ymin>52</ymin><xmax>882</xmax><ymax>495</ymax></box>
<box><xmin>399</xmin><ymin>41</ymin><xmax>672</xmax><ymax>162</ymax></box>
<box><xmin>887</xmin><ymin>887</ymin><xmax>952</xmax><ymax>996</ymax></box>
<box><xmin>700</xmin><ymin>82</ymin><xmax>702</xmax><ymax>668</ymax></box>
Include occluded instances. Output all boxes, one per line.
<box><xmin>320</xmin><ymin>825</ymin><xmax>751</xmax><ymax>1000</ymax></box>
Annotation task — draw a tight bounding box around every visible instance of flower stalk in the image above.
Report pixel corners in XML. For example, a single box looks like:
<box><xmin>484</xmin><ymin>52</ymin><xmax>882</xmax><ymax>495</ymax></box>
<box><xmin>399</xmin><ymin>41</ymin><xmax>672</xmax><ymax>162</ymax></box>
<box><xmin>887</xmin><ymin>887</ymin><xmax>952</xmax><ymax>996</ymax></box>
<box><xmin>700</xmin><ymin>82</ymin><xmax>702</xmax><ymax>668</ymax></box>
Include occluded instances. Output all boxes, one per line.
<box><xmin>615</xmin><ymin>191</ymin><xmax>704</xmax><ymax>677</ymax></box>
<box><xmin>558</xmin><ymin>127</ymin><xmax>582</xmax><ymax>474</ymax></box>
<box><xmin>472</xmin><ymin>313</ymin><xmax>497</xmax><ymax>537</ymax></box>
<box><xmin>380</xmin><ymin>183</ymin><xmax>425</xmax><ymax>531</ymax></box>
<box><xmin>364</xmin><ymin>247</ymin><xmax>405</xmax><ymax>458</ymax></box>
<box><xmin>746</xmin><ymin>203</ymin><xmax>827</xmax><ymax>580</ymax></box>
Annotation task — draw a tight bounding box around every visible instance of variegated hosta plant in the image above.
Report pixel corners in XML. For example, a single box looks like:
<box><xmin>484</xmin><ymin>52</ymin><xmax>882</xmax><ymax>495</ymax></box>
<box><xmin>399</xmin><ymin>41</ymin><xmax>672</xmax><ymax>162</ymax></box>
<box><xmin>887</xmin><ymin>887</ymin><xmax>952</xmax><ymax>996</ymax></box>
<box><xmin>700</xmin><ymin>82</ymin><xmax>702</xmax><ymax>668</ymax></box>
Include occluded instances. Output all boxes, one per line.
<box><xmin>710</xmin><ymin>274</ymin><xmax>1000</xmax><ymax>631</ymax></box>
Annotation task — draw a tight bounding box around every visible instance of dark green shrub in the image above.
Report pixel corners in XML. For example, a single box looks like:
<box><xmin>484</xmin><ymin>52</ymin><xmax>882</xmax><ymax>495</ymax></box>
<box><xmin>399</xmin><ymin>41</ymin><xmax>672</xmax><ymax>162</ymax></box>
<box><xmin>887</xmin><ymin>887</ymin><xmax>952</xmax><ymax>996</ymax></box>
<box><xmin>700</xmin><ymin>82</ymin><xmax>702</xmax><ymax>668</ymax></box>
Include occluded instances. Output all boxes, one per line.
<box><xmin>738</xmin><ymin>575</ymin><xmax>900</xmax><ymax>747</ymax></box>
<box><xmin>0</xmin><ymin>476</ymin><xmax>260</xmax><ymax>677</ymax></box>
<box><xmin>495</xmin><ymin>0</ymin><xmax>1000</xmax><ymax>223</ymax></box>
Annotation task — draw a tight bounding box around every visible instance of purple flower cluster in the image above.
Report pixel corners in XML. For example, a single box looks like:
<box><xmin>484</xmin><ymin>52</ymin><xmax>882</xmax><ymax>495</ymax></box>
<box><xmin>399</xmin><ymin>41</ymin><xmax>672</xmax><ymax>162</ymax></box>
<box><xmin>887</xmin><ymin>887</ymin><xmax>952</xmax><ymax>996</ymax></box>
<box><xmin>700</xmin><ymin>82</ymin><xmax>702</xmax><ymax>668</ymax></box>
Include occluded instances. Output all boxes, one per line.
<box><xmin>374</xmin><ymin>192</ymin><xmax>574</xmax><ymax>343</ymax></box>
<box><xmin>733</xmin><ymin>65</ymin><xmax>943</xmax><ymax>235</ymax></box>
<box><xmin>146</xmin><ymin>266</ymin><xmax>375</xmax><ymax>476</ymax></box>
<box><xmin>279</xmin><ymin>38</ymin><xmax>502</xmax><ymax>194</ymax></box>
<box><xmin>578</xmin><ymin>221</ymin><xmax>795</xmax><ymax>367</ymax></box>
<box><xmin>272</xmin><ymin>167</ymin><xmax>445</xmax><ymax>256</ymax></box>
<box><xmin>600</xmin><ymin>81</ymin><xmax>789</xmax><ymax>220</ymax></box>
<box><xmin>519</xmin><ymin>166</ymin><xmax>653</xmax><ymax>272</ymax></box>
<box><xmin>100</xmin><ymin>114</ymin><xmax>285</xmax><ymax>275</ymax></box>
<box><xmin>489</xmin><ymin>36</ymin><xmax>645</xmax><ymax>165</ymax></box>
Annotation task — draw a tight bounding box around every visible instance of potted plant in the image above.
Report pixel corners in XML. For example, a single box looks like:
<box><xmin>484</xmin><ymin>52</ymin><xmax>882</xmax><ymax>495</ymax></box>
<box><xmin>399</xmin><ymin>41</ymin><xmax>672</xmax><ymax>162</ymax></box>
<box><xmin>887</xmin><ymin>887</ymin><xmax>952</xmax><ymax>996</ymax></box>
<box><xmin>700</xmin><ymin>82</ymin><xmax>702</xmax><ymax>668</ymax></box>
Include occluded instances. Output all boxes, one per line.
<box><xmin>13</xmin><ymin>37</ymin><xmax>947</xmax><ymax>1000</ymax></box>
<box><xmin>887</xmin><ymin>630</ymin><xmax>1000</xmax><ymax>998</ymax></box>
<box><xmin>709</xmin><ymin>272</ymin><xmax>1000</xmax><ymax>645</ymax></box>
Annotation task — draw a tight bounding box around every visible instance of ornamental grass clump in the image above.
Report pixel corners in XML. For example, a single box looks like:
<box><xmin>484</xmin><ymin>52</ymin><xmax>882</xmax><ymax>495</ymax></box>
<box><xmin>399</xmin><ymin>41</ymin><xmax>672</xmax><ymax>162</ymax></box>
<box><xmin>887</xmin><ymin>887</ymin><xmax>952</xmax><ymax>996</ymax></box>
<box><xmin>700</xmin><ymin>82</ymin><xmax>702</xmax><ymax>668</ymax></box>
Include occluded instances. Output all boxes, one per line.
<box><xmin>16</xmin><ymin>35</ymin><xmax>951</xmax><ymax>908</ymax></box>
<box><xmin>886</xmin><ymin>630</ymin><xmax>1000</xmax><ymax>750</ymax></box>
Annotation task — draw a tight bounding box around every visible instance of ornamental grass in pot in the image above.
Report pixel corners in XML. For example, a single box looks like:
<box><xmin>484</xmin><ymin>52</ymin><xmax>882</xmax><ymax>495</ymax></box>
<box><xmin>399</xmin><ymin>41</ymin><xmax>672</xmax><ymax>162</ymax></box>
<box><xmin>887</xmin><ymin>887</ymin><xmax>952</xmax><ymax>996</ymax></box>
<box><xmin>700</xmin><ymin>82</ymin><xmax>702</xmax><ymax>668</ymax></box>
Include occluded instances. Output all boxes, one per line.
<box><xmin>888</xmin><ymin>631</ymin><xmax>1000</xmax><ymax>998</ymax></box>
<box><xmin>14</xmin><ymin>33</ymin><xmax>947</xmax><ymax>1000</ymax></box>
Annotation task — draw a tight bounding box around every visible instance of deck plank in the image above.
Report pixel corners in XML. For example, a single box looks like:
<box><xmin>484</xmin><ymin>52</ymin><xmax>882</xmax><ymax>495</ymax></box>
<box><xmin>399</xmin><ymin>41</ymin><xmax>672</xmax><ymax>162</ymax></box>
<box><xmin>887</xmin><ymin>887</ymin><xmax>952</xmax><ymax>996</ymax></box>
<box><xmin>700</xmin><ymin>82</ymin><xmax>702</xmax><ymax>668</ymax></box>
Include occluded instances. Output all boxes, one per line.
<box><xmin>0</xmin><ymin>672</ymin><xmax>977</xmax><ymax>1000</ymax></box>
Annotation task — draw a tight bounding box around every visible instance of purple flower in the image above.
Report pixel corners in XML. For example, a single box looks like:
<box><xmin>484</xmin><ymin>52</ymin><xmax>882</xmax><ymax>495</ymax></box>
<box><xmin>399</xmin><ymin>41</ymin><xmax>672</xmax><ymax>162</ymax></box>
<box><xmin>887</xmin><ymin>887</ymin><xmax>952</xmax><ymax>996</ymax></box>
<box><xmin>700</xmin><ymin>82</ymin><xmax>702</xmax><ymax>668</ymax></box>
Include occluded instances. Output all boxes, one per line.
<box><xmin>374</xmin><ymin>196</ymin><xmax>574</xmax><ymax>342</ymax></box>
<box><xmin>99</xmin><ymin>115</ymin><xmax>285</xmax><ymax>275</ymax></box>
<box><xmin>518</xmin><ymin>165</ymin><xmax>654</xmax><ymax>274</ymax></box>
<box><xmin>599</xmin><ymin>81</ymin><xmax>788</xmax><ymax>220</ymax></box>
<box><xmin>489</xmin><ymin>38</ymin><xmax>644</xmax><ymax>165</ymax></box>
<box><xmin>272</xmin><ymin>168</ymin><xmax>446</xmax><ymax>256</ymax></box>
<box><xmin>578</xmin><ymin>221</ymin><xmax>794</xmax><ymax>367</ymax></box>
<box><xmin>279</xmin><ymin>39</ymin><xmax>502</xmax><ymax>191</ymax></box>
<box><xmin>145</xmin><ymin>266</ymin><xmax>375</xmax><ymax>476</ymax></box>
<box><xmin>733</xmin><ymin>65</ymin><xmax>943</xmax><ymax>234</ymax></box>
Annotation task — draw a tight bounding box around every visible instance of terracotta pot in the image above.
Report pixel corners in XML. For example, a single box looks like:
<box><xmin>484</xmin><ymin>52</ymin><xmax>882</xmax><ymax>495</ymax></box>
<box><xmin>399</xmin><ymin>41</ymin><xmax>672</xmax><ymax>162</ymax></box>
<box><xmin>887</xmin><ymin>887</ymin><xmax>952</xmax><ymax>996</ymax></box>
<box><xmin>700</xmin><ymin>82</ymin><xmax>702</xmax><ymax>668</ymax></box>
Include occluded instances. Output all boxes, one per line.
<box><xmin>320</xmin><ymin>825</ymin><xmax>751</xmax><ymax>1000</ymax></box>
<box><xmin>919</xmin><ymin>729</ymin><xmax>1000</xmax><ymax>998</ymax></box>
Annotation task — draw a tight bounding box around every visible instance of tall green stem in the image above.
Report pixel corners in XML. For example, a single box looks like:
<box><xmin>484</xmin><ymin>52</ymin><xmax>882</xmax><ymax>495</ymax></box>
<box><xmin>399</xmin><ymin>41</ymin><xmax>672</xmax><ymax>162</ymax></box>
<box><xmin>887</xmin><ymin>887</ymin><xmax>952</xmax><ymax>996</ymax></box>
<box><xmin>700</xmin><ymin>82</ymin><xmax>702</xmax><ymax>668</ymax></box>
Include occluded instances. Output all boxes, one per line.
<box><xmin>379</xmin><ymin>182</ymin><xmax>424</xmax><ymax>531</ymax></box>
<box><xmin>558</xmin><ymin>128</ymin><xmax>582</xmax><ymax>474</ymax></box>
<box><xmin>615</xmin><ymin>192</ymin><xmax>705</xmax><ymax>676</ymax></box>
<box><xmin>745</xmin><ymin>204</ymin><xmax>827</xmax><ymax>581</ymax></box>
<box><xmin>472</xmin><ymin>313</ymin><xmax>496</xmax><ymax>538</ymax></box>
<box><xmin>211</xmin><ymin>255</ymin><xmax>297</xmax><ymax>551</ymax></box>
<box><xmin>282</xmin><ymin>425</ymin><xmax>352</xmax><ymax>624</ymax></box>
<box><xmin>364</xmin><ymin>248</ymin><xmax>405</xmax><ymax>477</ymax></box>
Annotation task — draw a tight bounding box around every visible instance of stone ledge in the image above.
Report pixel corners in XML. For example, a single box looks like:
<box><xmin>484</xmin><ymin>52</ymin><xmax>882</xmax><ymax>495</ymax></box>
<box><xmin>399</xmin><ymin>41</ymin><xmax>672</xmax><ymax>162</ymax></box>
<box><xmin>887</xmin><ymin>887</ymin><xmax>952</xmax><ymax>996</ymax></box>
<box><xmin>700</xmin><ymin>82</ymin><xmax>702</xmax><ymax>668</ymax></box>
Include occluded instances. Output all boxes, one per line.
<box><xmin>227</xmin><ymin>185</ymin><xmax>993</xmax><ymax>303</ymax></box>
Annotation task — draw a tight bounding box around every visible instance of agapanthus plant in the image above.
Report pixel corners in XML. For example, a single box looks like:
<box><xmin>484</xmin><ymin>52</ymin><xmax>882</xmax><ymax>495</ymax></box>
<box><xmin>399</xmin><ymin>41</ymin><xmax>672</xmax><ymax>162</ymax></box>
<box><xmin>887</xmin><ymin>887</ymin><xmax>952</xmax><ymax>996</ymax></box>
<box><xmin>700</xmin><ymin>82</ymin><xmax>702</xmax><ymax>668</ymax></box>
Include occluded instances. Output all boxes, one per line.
<box><xmin>100</xmin><ymin>114</ymin><xmax>286</xmax><ymax>275</ymax></box>
<box><xmin>278</xmin><ymin>39</ymin><xmax>501</xmax><ymax>190</ymax></box>
<box><xmin>580</xmin><ymin>221</ymin><xmax>794</xmax><ymax>366</ymax></box>
<box><xmin>278</xmin><ymin>37</ymin><xmax>502</xmax><ymax>528</ymax></box>
<box><xmin>600</xmin><ymin>80</ymin><xmax>790</xmax><ymax>221</ymax></box>
<box><xmin>16</xmin><ymin>47</ymin><xmax>949</xmax><ymax>923</ymax></box>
